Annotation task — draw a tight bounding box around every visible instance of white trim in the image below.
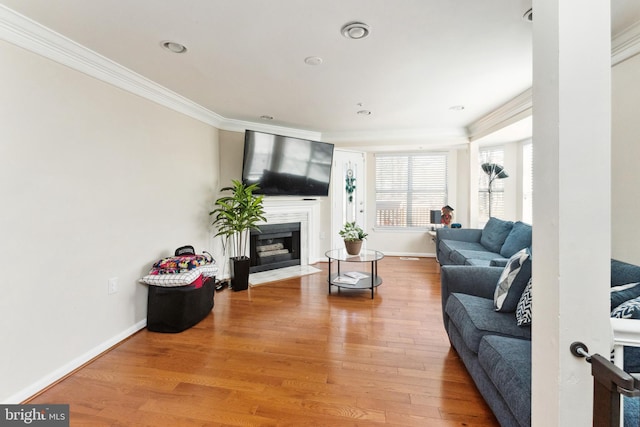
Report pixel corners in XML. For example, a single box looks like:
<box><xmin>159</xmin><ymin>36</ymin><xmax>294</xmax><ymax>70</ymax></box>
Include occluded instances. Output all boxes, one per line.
<box><xmin>0</xmin><ymin>5</ymin><xmax>321</xmax><ymax>142</ymax></box>
<box><xmin>466</xmin><ymin>89</ymin><xmax>533</xmax><ymax>143</ymax></box>
<box><xmin>612</xmin><ymin>21</ymin><xmax>640</xmax><ymax>66</ymax></box>
<box><xmin>467</xmin><ymin>23</ymin><xmax>640</xmax><ymax>142</ymax></box>
<box><xmin>2</xmin><ymin>3</ymin><xmax>640</xmax><ymax>148</ymax></box>
<box><xmin>3</xmin><ymin>319</ymin><xmax>146</xmax><ymax>404</ymax></box>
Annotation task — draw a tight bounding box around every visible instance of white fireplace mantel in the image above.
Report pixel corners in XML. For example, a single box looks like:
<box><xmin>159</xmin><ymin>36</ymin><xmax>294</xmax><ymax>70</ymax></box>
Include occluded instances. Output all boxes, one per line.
<box><xmin>260</xmin><ymin>198</ymin><xmax>320</xmax><ymax>266</ymax></box>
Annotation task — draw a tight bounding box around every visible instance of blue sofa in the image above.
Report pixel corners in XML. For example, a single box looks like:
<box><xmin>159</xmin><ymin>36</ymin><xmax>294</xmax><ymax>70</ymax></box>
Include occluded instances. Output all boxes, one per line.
<box><xmin>436</xmin><ymin>217</ymin><xmax>532</xmax><ymax>266</ymax></box>
<box><xmin>441</xmin><ymin>259</ymin><xmax>640</xmax><ymax>427</ymax></box>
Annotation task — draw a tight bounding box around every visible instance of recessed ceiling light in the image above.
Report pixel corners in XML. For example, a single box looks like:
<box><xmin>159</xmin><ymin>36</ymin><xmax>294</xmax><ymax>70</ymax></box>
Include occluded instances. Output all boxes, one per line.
<box><xmin>357</xmin><ymin>110</ymin><xmax>371</xmax><ymax>116</ymax></box>
<box><xmin>260</xmin><ymin>115</ymin><xmax>274</xmax><ymax>120</ymax></box>
<box><xmin>449</xmin><ymin>105</ymin><xmax>465</xmax><ymax>111</ymax></box>
<box><xmin>304</xmin><ymin>56</ymin><xmax>323</xmax><ymax>66</ymax></box>
<box><xmin>341</xmin><ymin>22</ymin><xmax>371</xmax><ymax>40</ymax></box>
<box><xmin>161</xmin><ymin>41</ymin><xmax>187</xmax><ymax>54</ymax></box>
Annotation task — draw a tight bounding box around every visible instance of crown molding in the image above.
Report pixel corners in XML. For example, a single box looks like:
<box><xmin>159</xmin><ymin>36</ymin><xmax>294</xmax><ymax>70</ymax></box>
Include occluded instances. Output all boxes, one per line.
<box><xmin>466</xmin><ymin>88</ymin><xmax>532</xmax><ymax>142</ymax></box>
<box><xmin>219</xmin><ymin>118</ymin><xmax>322</xmax><ymax>141</ymax></box>
<box><xmin>3</xmin><ymin>4</ymin><xmax>640</xmax><ymax>145</ymax></box>
<box><xmin>612</xmin><ymin>20</ymin><xmax>640</xmax><ymax>66</ymax></box>
<box><xmin>322</xmin><ymin>127</ymin><xmax>468</xmax><ymax>145</ymax></box>
<box><xmin>466</xmin><ymin>21</ymin><xmax>640</xmax><ymax>143</ymax></box>
<box><xmin>0</xmin><ymin>5</ymin><xmax>230</xmax><ymax>128</ymax></box>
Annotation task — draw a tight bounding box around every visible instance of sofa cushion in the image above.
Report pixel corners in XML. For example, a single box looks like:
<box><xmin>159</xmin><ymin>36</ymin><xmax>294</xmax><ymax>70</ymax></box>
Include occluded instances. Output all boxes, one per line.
<box><xmin>467</xmin><ymin>258</ymin><xmax>503</xmax><ymax>267</ymax></box>
<box><xmin>500</xmin><ymin>221</ymin><xmax>532</xmax><ymax>258</ymax></box>
<box><xmin>450</xmin><ymin>249</ymin><xmax>504</xmax><ymax>266</ymax></box>
<box><xmin>445</xmin><ymin>293</ymin><xmax>531</xmax><ymax>354</ymax></box>
<box><xmin>611</xmin><ymin>282</ymin><xmax>640</xmax><ymax>310</ymax></box>
<box><xmin>478</xmin><ymin>335</ymin><xmax>531</xmax><ymax>427</ymax></box>
<box><xmin>611</xmin><ymin>259</ymin><xmax>640</xmax><ymax>287</ymax></box>
<box><xmin>494</xmin><ymin>248</ymin><xmax>532</xmax><ymax>312</ymax></box>
<box><xmin>516</xmin><ymin>278</ymin><xmax>532</xmax><ymax>326</ymax></box>
<box><xmin>480</xmin><ymin>217</ymin><xmax>514</xmax><ymax>253</ymax></box>
<box><xmin>439</xmin><ymin>239</ymin><xmax>487</xmax><ymax>258</ymax></box>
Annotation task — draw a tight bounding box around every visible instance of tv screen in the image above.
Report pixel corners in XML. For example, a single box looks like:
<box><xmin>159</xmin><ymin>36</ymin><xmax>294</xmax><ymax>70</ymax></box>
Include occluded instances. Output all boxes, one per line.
<box><xmin>242</xmin><ymin>130</ymin><xmax>334</xmax><ymax>196</ymax></box>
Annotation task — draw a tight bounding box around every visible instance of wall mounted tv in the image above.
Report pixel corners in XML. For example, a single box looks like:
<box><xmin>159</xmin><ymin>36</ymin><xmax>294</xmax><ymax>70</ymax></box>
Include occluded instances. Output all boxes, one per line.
<box><xmin>242</xmin><ymin>130</ymin><xmax>334</xmax><ymax>197</ymax></box>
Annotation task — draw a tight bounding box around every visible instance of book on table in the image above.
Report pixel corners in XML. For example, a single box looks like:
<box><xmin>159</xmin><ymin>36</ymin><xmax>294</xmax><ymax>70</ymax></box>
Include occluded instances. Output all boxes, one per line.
<box><xmin>333</xmin><ymin>272</ymin><xmax>370</xmax><ymax>285</ymax></box>
<box><xmin>344</xmin><ymin>271</ymin><xmax>369</xmax><ymax>280</ymax></box>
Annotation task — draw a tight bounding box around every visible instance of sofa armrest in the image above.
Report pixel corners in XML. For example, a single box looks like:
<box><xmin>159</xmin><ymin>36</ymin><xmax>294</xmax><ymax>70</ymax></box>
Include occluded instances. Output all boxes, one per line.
<box><xmin>490</xmin><ymin>259</ymin><xmax>509</xmax><ymax>267</ymax></box>
<box><xmin>440</xmin><ymin>265</ymin><xmax>502</xmax><ymax>330</ymax></box>
<box><xmin>612</xmin><ymin>318</ymin><xmax>640</xmax><ymax>371</ymax></box>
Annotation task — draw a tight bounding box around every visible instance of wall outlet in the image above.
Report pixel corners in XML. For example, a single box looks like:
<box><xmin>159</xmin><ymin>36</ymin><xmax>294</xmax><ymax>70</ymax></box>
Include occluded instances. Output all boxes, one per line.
<box><xmin>108</xmin><ymin>277</ymin><xmax>118</xmax><ymax>295</ymax></box>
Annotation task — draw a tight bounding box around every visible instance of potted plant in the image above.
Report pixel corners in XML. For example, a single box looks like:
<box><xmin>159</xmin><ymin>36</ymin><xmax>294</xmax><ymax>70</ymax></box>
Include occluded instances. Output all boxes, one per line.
<box><xmin>209</xmin><ymin>180</ymin><xmax>266</xmax><ymax>291</ymax></box>
<box><xmin>339</xmin><ymin>221</ymin><xmax>368</xmax><ymax>255</ymax></box>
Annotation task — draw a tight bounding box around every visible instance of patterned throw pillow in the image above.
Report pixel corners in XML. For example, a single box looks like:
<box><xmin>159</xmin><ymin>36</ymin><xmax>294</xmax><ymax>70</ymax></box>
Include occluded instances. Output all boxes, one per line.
<box><xmin>516</xmin><ymin>278</ymin><xmax>532</xmax><ymax>326</ymax></box>
<box><xmin>494</xmin><ymin>248</ymin><xmax>532</xmax><ymax>312</ymax></box>
<box><xmin>611</xmin><ymin>282</ymin><xmax>640</xmax><ymax>310</ymax></box>
<box><xmin>611</xmin><ymin>296</ymin><xmax>640</xmax><ymax>319</ymax></box>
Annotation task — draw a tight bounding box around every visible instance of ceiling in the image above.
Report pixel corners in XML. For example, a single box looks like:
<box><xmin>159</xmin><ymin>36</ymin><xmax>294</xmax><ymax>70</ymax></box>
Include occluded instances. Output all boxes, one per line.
<box><xmin>2</xmin><ymin>0</ymin><xmax>640</xmax><ymax>148</ymax></box>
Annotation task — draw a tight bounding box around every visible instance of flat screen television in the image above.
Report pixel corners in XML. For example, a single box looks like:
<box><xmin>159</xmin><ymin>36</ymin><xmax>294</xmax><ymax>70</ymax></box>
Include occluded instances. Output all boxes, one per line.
<box><xmin>242</xmin><ymin>130</ymin><xmax>334</xmax><ymax>197</ymax></box>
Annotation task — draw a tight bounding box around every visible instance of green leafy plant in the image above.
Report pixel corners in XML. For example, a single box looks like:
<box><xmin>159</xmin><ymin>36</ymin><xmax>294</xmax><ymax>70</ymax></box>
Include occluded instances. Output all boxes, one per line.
<box><xmin>209</xmin><ymin>180</ymin><xmax>266</xmax><ymax>258</ymax></box>
<box><xmin>339</xmin><ymin>221</ymin><xmax>368</xmax><ymax>242</ymax></box>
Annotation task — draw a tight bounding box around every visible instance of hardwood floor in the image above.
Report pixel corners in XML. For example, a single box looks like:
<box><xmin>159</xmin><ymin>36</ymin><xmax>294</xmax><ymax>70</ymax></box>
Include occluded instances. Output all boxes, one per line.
<box><xmin>28</xmin><ymin>257</ymin><xmax>498</xmax><ymax>426</ymax></box>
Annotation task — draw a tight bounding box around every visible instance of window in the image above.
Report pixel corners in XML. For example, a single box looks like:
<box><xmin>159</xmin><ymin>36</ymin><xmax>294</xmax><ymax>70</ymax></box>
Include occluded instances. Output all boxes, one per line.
<box><xmin>375</xmin><ymin>152</ymin><xmax>448</xmax><ymax>228</ymax></box>
<box><xmin>522</xmin><ymin>142</ymin><xmax>533</xmax><ymax>224</ymax></box>
<box><xmin>479</xmin><ymin>147</ymin><xmax>505</xmax><ymax>224</ymax></box>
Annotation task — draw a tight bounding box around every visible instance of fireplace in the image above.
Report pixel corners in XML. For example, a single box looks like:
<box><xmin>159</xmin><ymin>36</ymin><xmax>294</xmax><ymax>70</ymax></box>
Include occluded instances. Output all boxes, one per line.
<box><xmin>249</xmin><ymin>222</ymin><xmax>301</xmax><ymax>273</ymax></box>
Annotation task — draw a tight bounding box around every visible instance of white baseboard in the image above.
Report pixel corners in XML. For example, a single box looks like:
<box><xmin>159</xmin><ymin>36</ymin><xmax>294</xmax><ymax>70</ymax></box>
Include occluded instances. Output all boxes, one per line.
<box><xmin>4</xmin><ymin>319</ymin><xmax>146</xmax><ymax>404</ymax></box>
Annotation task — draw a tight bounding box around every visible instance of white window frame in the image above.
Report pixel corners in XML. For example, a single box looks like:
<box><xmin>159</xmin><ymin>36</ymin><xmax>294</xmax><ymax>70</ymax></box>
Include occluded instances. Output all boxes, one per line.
<box><xmin>478</xmin><ymin>146</ymin><xmax>506</xmax><ymax>225</ymax></box>
<box><xmin>374</xmin><ymin>152</ymin><xmax>448</xmax><ymax>230</ymax></box>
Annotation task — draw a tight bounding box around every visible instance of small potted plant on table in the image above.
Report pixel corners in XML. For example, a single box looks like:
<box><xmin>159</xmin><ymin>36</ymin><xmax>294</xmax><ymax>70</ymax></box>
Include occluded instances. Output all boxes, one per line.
<box><xmin>209</xmin><ymin>180</ymin><xmax>266</xmax><ymax>291</ymax></box>
<box><xmin>339</xmin><ymin>221</ymin><xmax>368</xmax><ymax>255</ymax></box>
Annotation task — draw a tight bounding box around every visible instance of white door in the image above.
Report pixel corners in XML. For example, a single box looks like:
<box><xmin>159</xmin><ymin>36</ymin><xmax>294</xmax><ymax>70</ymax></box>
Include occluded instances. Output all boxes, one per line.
<box><xmin>331</xmin><ymin>150</ymin><xmax>366</xmax><ymax>249</ymax></box>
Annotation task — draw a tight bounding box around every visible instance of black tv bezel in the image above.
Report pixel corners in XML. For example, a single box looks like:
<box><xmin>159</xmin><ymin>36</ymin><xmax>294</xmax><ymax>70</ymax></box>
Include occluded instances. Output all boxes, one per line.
<box><xmin>241</xmin><ymin>130</ymin><xmax>334</xmax><ymax>197</ymax></box>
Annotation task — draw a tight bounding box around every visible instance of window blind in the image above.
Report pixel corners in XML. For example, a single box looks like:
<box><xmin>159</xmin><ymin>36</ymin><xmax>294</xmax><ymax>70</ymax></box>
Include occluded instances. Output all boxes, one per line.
<box><xmin>375</xmin><ymin>152</ymin><xmax>448</xmax><ymax>228</ymax></box>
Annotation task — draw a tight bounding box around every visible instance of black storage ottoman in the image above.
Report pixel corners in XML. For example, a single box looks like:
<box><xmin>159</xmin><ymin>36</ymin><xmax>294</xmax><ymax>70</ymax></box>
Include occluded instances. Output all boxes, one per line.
<box><xmin>147</xmin><ymin>277</ymin><xmax>215</xmax><ymax>333</ymax></box>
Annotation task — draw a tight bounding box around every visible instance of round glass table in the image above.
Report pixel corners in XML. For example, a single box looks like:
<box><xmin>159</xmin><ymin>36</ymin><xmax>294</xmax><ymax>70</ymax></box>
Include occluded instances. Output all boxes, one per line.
<box><xmin>325</xmin><ymin>248</ymin><xmax>384</xmax><ymax>299</ymax></box>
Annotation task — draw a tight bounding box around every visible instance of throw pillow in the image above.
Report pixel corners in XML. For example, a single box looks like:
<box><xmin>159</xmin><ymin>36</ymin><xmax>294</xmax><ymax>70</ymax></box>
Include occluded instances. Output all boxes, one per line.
<box><xmin>611</xmin><ymin>282</ymin><xmax>640</xmax><ymax>310</ymax></box>
<box><xmin>494</xmin><ymin>248</ymin><xmax>532</xmax><ymax>312</ymax></box>
<box><xmin>500</xmin><ymin>221</ymin><xmax>532</xmax><ymax>258</ymax></box>
<box><xmin>516</xmin><ymin>278</ymin><xmax>532</xmax><ymax>326</ymax></box>
<box><xmin>611</xmin><ymin>296</ymin><xmax>640</xmax><ymax>319</ymax></box>
<box><xmin>480</xmin><ymin>217</ymin><xmax>514</xmax><ymax>253</ymax></box>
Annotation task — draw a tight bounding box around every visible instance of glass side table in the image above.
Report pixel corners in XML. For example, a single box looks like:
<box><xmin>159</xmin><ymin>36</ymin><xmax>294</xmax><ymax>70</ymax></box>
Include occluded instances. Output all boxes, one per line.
<box><xmin>325</xmin><ymin>248</ymin><xmax>384</xmax><ymax>299</ymax></box>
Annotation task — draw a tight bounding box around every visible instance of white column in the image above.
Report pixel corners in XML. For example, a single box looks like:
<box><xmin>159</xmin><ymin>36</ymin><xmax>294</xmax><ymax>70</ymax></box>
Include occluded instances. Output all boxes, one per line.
<box><xmin>532</xmin><ymin>1</ymin><xmax>611</xmax><ymax>426</ymax></box>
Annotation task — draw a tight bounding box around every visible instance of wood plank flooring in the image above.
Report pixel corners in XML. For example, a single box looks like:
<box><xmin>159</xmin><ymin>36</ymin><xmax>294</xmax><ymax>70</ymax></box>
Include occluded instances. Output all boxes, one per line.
<box><xmin>28</xmin><ymin>256</ymin><xmax>498</xmax><ymax>426</ymax></box>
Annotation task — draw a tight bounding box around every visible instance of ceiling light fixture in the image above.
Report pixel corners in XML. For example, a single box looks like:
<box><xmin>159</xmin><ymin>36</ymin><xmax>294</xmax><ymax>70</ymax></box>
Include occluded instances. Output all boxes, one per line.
<box><xmin>449</xmin><ymin>105</ymin><xmax>465</xmax><ymax>111</ymax></box>
<box><xmin>260</xmin><ymin>115</ymin><xmax>273</xmax><ymax>120</ymax></box>
<box><xmin>341</xmin><ymin>22</ymin><xmax>371</xmax><ymax>40</ymax></box>
<box><xmin>161</xmin><ymin>41</ymin><xmax>187</xmax><ymax>54</ymax></box>
<box><xmin>357</xmin><ymin>110</ymin><xmax>371</xmax><ymax>116</ymax></box>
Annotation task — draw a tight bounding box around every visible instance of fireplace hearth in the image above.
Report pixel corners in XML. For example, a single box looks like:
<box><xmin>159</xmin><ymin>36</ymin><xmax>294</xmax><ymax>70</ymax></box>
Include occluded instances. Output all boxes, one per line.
<box><xmin>249</xmin><ymin>222</ymin><xmax>301</xmax><ymax>273</ymax></box>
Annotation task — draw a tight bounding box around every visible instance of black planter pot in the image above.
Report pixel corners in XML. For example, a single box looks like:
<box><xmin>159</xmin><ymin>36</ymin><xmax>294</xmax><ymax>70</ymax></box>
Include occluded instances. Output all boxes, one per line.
<box><xmin>230</xmin><ymin>256</ymin><xmax>251</xmax><ymax>291</ymax></box>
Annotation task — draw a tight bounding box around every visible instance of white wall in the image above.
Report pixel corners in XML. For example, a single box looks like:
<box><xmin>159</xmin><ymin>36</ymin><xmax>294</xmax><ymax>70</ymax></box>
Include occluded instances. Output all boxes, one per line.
<box><xmin>0</xmin><ymin>40</ymin><xmax>219</xmax><ymax>402</ymax></box>
<box><xmin>612</xmin><ymin>52</ymin><xmax>640</xmax><ymax>264</ymax></box>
